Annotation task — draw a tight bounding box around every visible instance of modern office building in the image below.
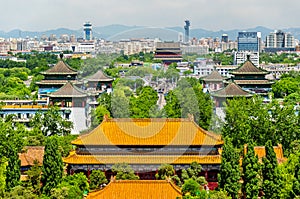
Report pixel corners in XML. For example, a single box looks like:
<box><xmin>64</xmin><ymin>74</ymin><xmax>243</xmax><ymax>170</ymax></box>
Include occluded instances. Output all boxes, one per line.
<box><xmin>265</xmin><ymin>30</ymin><xmax>295</xmax><ymax>52</ymax></box>
<box><xmin>237</xmin><ymin>31</ymin><xmax>261</xmax><ymax>52</ymax></box>
<box><xmin>221</xmin><ymin>34</ymin><xmax>229</xmax><ymax>43</ymax></box>
<box><xmin>234</xmin><ymin>51</ymin><xmax>259</xmax><ymax>66</ymax></box>
<box><xmin>236</xmin><ymin>31</ymin><xmax>261</xmax><ymax>66</ymax></box>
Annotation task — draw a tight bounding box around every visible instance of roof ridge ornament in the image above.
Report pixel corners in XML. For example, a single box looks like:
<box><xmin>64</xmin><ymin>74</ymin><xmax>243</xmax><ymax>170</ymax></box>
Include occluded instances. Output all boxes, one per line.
<box><xmin>60</xmin><ymin>52</ymin><xmax>64</xmax><ymax>60</ymax></box>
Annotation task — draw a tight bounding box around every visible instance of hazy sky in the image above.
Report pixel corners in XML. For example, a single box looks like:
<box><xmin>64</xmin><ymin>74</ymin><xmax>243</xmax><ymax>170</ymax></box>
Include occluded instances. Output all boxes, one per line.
<box><xmin>1</xmin><ymin>0</ymin><xmax>299</xmax><ymax>31</ymax></box>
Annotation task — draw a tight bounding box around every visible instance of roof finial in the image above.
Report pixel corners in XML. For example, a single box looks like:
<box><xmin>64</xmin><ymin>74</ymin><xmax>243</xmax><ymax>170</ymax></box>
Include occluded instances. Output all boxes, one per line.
<box><xmin>60</xmin><ymin>52</ymin><xmax>64</xmax><ymax>60</ymax></box>
<box><xmin>246</xmin><ymin>54</ymin><xmax>250</xmax><ymax>61</ymax></box>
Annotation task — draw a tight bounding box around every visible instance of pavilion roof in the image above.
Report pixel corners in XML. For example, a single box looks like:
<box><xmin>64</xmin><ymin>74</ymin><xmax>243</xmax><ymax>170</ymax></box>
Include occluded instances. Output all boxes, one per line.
<box><xmin>63</xmin><ymin>153</ymin><xmax>221</xmax><ymax>165</ymax></box>
<box><xmin>211</xmin><ymin>82</ymin><xmax>253</xmax><ymax>98</ymax></box>
<box><xmin>41</xmin><ymin>61</ymin><xmax>78</xmax><ymax>75</ymax></box>
<box><xmin>18</xmin><ymin>146</ymin><xmax>44</xmax><ymax>167</ymax></box>
<box><xmin>201</xmin><ymin>70</ymin><xmax>227</xmax><ymax>82</ymax></box>
<box><xmin>231</xmin><ymin>60</ymin><xmax>269</xmax><ymax>75</ymax></box>
<box><xmin>48</xmin><ymin>82</ymin><xmax>87</xmax><ymax>98</ymax></box>
<box><xmin>71</xmin><ymin>117</ymin><xmax>223</xmax><ymax>146</ymax></box>
<box><xmin>87</xmin><ymin>180</ymin><xmax>182</xmax><ymax>199</ymax></box>
<box><xmin>85</xmin><ymin>70</ymin><xmax>113</xmax><ymax>82</ymax></box>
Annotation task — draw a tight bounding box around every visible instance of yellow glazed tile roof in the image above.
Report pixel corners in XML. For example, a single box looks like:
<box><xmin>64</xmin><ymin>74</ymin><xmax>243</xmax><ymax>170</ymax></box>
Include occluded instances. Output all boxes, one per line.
<box><xmin>72</xmin><ymin>118</ymin><xmax>223</xmax><ymax>146</ymax></box>
<box><xmin>87</xmin><ymin>180</ymin><xmax>182</xmax><ymax>199</ymax></box>
<box><xmin>63</xmin><ymin>153</ymin><xmax>221</xmax><ymax>165</ymax></box>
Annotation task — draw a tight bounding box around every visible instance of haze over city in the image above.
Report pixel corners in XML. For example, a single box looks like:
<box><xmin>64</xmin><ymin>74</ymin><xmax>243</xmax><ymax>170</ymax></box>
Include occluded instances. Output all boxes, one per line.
<box><xmin>2</xmin><ymin>0</ymin><xmax>300</xmax><ymax>31</ymax></box>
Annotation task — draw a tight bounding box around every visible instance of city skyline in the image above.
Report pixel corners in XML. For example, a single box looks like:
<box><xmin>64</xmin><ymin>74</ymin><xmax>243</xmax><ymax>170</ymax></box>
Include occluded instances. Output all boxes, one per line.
<box><xmin>1</xmin><ymin>0</ymin><xmax>300</xmax><ymax>32</ymax></box>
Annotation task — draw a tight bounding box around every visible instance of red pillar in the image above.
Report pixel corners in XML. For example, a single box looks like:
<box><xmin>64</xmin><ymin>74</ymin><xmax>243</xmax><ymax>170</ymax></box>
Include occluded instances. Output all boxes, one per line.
<box><xmin>205</xmin><ymin>170</ymin><xmax>208</xmax><ymax>181</ymax></box>
<box><xmin>87</xmin><ymin>167</ymin><xmax>91</xmax><ymax>179</ymax></box>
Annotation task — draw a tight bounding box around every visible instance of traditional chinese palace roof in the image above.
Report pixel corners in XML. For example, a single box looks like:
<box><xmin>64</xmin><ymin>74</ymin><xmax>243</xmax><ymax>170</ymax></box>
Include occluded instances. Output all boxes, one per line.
<box><xmin>41</xmin><ymin>61</ymin><xmax>78</xmax><ymax>75</ymax></box>
<box><xmin>231</xmin><ymin>60</ymin><xmax>269</xmax><ymax>75</ymax></box>
<box><xmin>210</xmin><ymin>82</ymin><xmax>253</xmax><ymax>98</ymax></box>
<box><xmin>87</xmin><ymin>180</ymin><xmax>182</xmax><ymax>199</ymax></box>
<box><xmin>85</xmin><ymin>70</ymin><xmax>113</xmax><ymax>82</ymax></box>
<box><xmin>19</xmin><ymin>146</ymin><xmax>44</xmax><ymax>167</ymax></box>
<box><xmin>252</xmin><ymin>144</ymin><xmax>286</xmax><ymax>163</ymax></box>
<box><xmin>48</xmin><ymin>82</ymin><xmax>87</xmax><ymax>98</ymax></box>
<box><xmin>201</xmin><ymin>70</ymin><xmax>227</xmax><ymax>82</ymax></box>
<box><xmin>71</xmin><ymin>117</ymin><xmax>223</xmax><ymax>146</ymax></box>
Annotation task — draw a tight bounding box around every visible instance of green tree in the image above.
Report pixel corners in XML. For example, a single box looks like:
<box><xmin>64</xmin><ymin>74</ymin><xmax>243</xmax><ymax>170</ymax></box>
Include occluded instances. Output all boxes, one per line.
<box><xmin>292</xmin><ymin>160</ymin><xmax>300</xmax><ymax>198</ymax></box>
<box><xmin>111</xmin><ymin>163</ymin><xmax>139</xmax><ymax>180</ymax></box>
<box><xmin>242</xmin><ymin>143</ymin><xmax>260</xmax><ymax>199</ymax></box>
<box><xmin>25</xmin><ymin>160</ymin><xmax>42</xmax><ymax>195</ymax></box>
<box><xmin>5</xmin><ymin>144</ymin><xmax>21</xmax><ymax>191</ymax></box>
<box><xmin>181</xmin><ymin>162</ymin><xmax>207</xmax><ymax>186</ymax></box>
<box><xmin>164</xmin><ymin>78</ymin><xmax>213</xmax><ymax>130</ymax></box>
<box><xmin>262</xmin><ymin>140</ymin><xmax>282</xmax><ymax>199</ymax></box>
<box><xmin>41</xmin><ymin>136</ymin><xmax>64</xmax><ymax>195</ymax></box>
<box><xmin>91</xmin><ymin>105</ymin><xmax>110</xmax><ymax>127</ymax></box>
<box><xmin>4</xmin><ymin>185</ymin><xmax>38</xmax><ymax>199</ymax></box>
<box><xmin>181</xmin><ymin>179</ymin><xmax>200</xmax><ymax>197</ymax></box>
<box><xmin>111</xmin><ymin>88</ymin><xmax>130</xmax><ymax>118</ymax></box>
<box><xmin>30</xmin><ymin>107</ymin><xmax>73</xmax><ymax>136</ymax></box>
<box><xmin>50</xmin><ymin>172</ymin><xmax>89</xmax><ymax>199</ymax></box>
<box><xmin>129</xmin><ymin>86</ymin><xmax>159</xmax><ymax>118</ymax></box>
<box><xmin>155</xmin><ymin>164</ymin><xmax>175</xmax><ymax>180</ymax></box>
<box><xmin>89</xmin><ymin>170</ymin><xmax>108</xmax><ymax>190</ymax></box>
<box><xmin>278</xmin><ymin>152</ymin><xmax>300</xmax><ymax>198</ymax></box>
<box><xmin>163</xmin><ymin>90</ymin><xmax>181</xmax><ymax>118</ymax></box>
<box><xmin>218</xmin><ymin>138</ymin><xmax>241</xmax><ymax>199</ymax></box>
<box><xmin>0</xmin><ymin>158</ymin><xmax>6</xmax><ymax>197</ymax></box>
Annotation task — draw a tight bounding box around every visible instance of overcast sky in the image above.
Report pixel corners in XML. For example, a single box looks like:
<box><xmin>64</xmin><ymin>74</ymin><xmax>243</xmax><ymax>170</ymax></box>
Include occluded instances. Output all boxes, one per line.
<box><xmin>1</xmin><ymin>0</ymin><xmax>299</xmax><ymax>31</ymax></box>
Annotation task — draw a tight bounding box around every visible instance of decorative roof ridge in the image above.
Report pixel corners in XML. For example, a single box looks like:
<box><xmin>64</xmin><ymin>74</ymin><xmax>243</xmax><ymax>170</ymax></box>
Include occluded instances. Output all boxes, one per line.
<box><xmin>41</xmin><ymin>60</ymin><xmax>77</xmax><ymax>74</ymax></box>
<box><xmin>201</xmin><ymin>70</ymin><xmax>227</xmax><ymax>81</ymax></box>
<box><xmin>211</xmin><ymin>82</ymin><xmax>253</xmax><ymax>97</ymax></box>
<box><xmin>104</xmin><ymin>118</ymin><xmax>192</xmax><ymax>122</ymax></box>
<box><xmin>85</xmin><ymin>70</ymin><xmax>113</xmax><ymax>81</ymax></box>
<box><xmin>231</xmin><ymin>60</ymin><xmax>268</xmax><ymax>74</ymax></box>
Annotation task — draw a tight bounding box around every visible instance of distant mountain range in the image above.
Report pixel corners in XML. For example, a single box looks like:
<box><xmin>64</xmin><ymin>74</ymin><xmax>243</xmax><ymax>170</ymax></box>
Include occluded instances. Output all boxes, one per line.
<box><xmin>1</xmin><ymin>24</ymin><xmax>300</xmax><ymax>41</ymax></box>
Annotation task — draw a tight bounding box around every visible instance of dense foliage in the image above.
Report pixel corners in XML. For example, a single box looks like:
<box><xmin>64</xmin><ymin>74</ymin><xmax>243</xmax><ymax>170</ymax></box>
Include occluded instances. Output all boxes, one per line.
<box><xmin>163</xmin><ymin>77</ymin><xmax>213</xmax><ymax>130</ymax></box>
<box><xmin>41</xmin><ymin>136</ymin><xmax>64</xmax><ymax>195</ymax></box>
<box><xmin>111</xmin><ymin>163</ymin><xmax>139</xmax><ymax>180</ymax></box>
<box><xmin>218</xmin><ymin>138</ymin><xmax>241</xmax><ymax>199</ymax></box>
<box><xmin>222</xmin><ymin>96</ymin><xmax>300</xmax><ymax>155</ymax></box>
<box><xmin>262</xmin><ymin>140</ymin><xmax>282</xmax><ymax>199</ymax></box>
<box><xmin>89</xmin><ymin>170</ymin><xmax>108</xmax><ymax>190</ymax></box>
<box><xmin>242</xmin><ymin>143</ymin><xmax>260</xmax><ymax>199</ymax></box>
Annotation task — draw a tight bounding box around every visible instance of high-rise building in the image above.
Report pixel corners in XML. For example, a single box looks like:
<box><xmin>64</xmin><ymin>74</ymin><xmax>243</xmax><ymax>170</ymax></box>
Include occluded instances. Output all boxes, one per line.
<box><xmin>265</xmin><ymin>30</ymin><xmax>295</xmax><ymax>52</ymax></box>
<box><xmin>221</xmin><ymin>34</ymin><xmax>229</xmax><ymax>43</ymax></box>
<box><xmin>237</xmin><ymin>31</ymin><xmax>261</xmax><ymax>52</ymax></box>
<box><xmin>236</xmin><ymin>31</ymin><xmax>261</xmax><ymax>66</ymax></box>
<box><xmin>184</xmin><ymin>20</ymin><xmax>190</xmax><ymax>43</ymax></box>
<box><xmin>83</xmin><ymin>22</ymin><xmax>92</xmax><ymax>41</ymax></box>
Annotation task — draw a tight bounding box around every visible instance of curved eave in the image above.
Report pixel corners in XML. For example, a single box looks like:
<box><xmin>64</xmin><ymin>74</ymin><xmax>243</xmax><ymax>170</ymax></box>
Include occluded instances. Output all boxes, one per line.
<box><xmin>87</xmin><ymin>79</ymin><xmax>113</xmax><ymax>82</ymax></box>
<box><xmin>231</xmin><ymin>72</ymin><xmax>269</xmax><ymax>75</ymax></box>
<box><xmin>48</xmin><ymin>94</ymin><xmax>87</xmax><ymax>98</ymax></box>
<box><xmin>40</xmin><ymin>72</ymin><xmax>78</xmax><ymax>75</ymax></box>
<box><xmin>63</xmin><ymin>154</ymin><xmax>222</xmax><ymax>165</ymax></box>
<box><xmin>211</xmin><ymin>94</ymin><xmax>253</xmax><ymax>98</ymax></box>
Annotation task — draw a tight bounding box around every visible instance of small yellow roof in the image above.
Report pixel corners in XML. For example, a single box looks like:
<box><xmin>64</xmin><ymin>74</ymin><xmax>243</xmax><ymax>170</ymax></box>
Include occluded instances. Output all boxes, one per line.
<box><xmin>72</xmin><ymin>118</ymin><xmax>223</xmax><ymax>146</ymax></box>
<box><xmin>63</xmin><ymin>153</ymin><xmax>221</xmax><ymax>165</ymax></box>
<box><xmin>87</xmin><ymin>180</ymin><xmax>182</xmax><ymax>199</ymax></box>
